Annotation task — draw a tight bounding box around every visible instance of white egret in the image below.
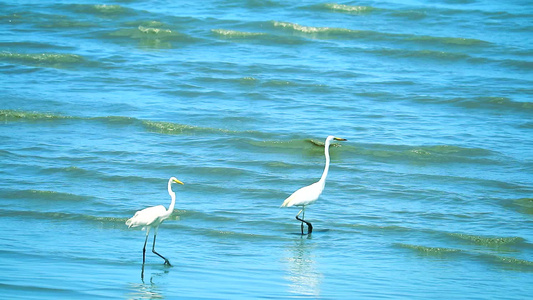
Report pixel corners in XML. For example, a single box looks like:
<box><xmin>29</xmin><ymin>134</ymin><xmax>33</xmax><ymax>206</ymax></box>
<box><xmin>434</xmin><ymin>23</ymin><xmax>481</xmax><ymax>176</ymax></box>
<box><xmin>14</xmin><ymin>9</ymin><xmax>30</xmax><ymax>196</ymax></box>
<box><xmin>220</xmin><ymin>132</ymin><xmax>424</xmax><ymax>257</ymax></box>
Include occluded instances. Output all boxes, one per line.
<box><xmin>281</xmin><ymin>136</ymin><xmax>346</xmax><ymax>234</ymax></box>
<box><xmin>126</xmin><ymin>177</ymin><xmax>183</xmax><ymax>266</ymax></box>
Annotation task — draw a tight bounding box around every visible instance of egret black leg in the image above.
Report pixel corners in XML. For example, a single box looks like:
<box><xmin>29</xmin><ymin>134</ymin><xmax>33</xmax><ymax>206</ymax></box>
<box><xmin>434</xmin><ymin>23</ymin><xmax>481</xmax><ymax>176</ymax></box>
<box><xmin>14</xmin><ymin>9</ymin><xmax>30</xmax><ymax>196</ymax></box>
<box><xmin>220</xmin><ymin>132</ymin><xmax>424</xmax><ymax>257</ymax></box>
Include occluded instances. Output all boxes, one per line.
<box><xmin>302</xmin><ymin>209</ymin><xmax>305</xmax><ymax>234</ymax></box>
<box><xmin>295</xmin><ymin>216</ymin><xmax>313</xmax><ymax>235</ymax></box>
<box><xmin>152</xmin><ymin>234</ymin><xmax>171</xmax><ymax>266</ymax></box>
<box><xmin>306</xmin><ymin>220</ymin><xmax>313</xmax><ymax>234</ymax></box>
<box><xmin>303</xmin><ymin>208</ymin><xmax>312</xmax><ymax>234</ymax></box>
<box><xmin>142</xmin><ymin>233</ymin><xmax>149</xmax><ymax>264</ymax></box>
<box><xmin>295</xmin><ymin>209</ymin><xmax>304</xmax><ymax>235</ymax></box>
<box><xmin>295</xmin><ymin>208</ymin><xmax>313</xmax><ymax>235</ymax></box>
<box><xmin>140</xmin><ymin>228</ymin><xmax>151</xmax><ymax>281</ymax></box>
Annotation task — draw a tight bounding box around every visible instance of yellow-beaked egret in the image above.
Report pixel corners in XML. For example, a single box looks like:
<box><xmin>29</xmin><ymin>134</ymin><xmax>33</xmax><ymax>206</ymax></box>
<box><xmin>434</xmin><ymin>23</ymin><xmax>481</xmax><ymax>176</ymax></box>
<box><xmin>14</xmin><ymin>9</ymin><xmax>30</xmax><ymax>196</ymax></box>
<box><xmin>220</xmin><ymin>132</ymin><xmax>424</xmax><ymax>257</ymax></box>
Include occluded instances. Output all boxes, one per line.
<box><xmin>126</xmin><ymin>177</ymin><xmax>183</xmax><ymax>266</ymax></box>
<box><xmin>281</xmin><ymin>136</ymin><xmax>346</xmax><ymax>234</ymax></box>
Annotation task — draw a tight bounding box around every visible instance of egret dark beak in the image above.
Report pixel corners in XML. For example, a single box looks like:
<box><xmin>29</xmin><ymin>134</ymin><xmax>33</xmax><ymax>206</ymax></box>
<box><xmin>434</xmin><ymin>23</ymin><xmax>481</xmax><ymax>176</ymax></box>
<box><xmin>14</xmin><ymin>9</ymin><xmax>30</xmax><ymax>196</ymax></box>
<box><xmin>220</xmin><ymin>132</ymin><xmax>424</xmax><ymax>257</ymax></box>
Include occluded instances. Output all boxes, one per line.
<box><xmin>333</xmin><ymin>137</ymin><xmax>347</xmax><ymax>141</ymax></box>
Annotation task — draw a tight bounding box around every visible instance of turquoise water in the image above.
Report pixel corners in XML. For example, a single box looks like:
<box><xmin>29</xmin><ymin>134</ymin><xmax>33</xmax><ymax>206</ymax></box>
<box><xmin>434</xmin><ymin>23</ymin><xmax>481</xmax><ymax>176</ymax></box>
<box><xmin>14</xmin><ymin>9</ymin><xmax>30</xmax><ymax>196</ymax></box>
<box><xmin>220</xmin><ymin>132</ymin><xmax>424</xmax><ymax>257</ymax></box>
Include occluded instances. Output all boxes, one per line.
<box><xmin>1</xmin><ymin>0</ymin><xmax>532</xmax><ymax>298</ymax></box>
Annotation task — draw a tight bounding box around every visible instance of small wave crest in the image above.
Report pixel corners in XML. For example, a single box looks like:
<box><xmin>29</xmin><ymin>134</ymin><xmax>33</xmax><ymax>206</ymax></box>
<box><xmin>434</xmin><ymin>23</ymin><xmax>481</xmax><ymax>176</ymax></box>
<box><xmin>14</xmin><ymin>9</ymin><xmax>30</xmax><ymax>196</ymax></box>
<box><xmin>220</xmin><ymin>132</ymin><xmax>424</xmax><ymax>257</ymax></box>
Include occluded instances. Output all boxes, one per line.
<box><xmin>248</xmin><ymin>139</ymin><xmax>314</xmax><ymax>151</ymax></box>
<box><xmin>408</xmin><ymin>35</ymin><xmax>489</xmax><ymax>46</ymax></box>
<box><xmin>270</xmin><ymin>20</ymin><xmax>490</xmax><ymax>50</ymax></box>
<box><xmin>0</xmin><ymin>109</ymin><xmax>73</xmax><ymax>122</ymax></box>
<box><xmin>309</xmin><ymin>2</ymin><xmax>428</xmax><ymax>20</ymax></box>
<box><xmin>39</xmin><ymin>165</ymin><xmax>97</xmax><ymax>177</ymax></box>
<box><xmin>0</xmin><ymin>52</ymin><xmax>85</xmax><ymax>68</ymax></box>
<box><xmin>0</xmin><ymin>109</ymin><xmax>271</xmax><ymax>139</ymax></box>
<box><xmin>66</xmin><ymin>4</ymin><xmax>133</xmax><ymax>16</ymax></box>
<box><xmin>106</xmin><ymin>21</ymin><xmax>195</xmax><ymax>49</ymax></box>
<box><xmin>0</xmin><ymin>110</ymin><xmax>143</xmax><ymax>127</ymax></box>
<box><xmin>211</xmin><ymin>29</ymin><xmax>266</xmax><ymax>38</ymax></box>
<box><xmin>142</xmin><ymin>120</ymin><xmax>233</xmax><ymax>135</ymax></box>
<box><xmin>355</xmin><ymin>143</ymin><xmax>494</xmax><ymax>164</ymax></box>
<box><xmin>395</xmin><ymin>243</ymin><xmax>461</xmax><ymax>255</ymax></box>
<box><xmin>272</xmin><ymin>21</ymin><xmax>353</xmax><ymax>36</ymax></box>
<box><xmin>373</xmin><ymin>48</ymin><xmax>477</xmax><ymax>62</ymax></box>
<box><xmin>2</xmin><ymin>189</ymin><xmax>90</xmax><ymax>202</ymax></box>
<box><xmin>321</xmin><ymin>3</ymin><xmax>376</xmax><ymax>14</ymax></box>
<box><xmin>91</xmin><ymin>116</ymin><xmax>140</xmax><ymax>126</ymax></box>
<box><xmin>396</xmin><ymin>243</ymin><xmax>533</xmax><ymax>271</ymax></box>
<box><xmin>93</xmin><ymin>4</ymin><xmax>125</xmax><ymax>14</ymax></box>
<box><xmin>456</xmin><ymin>97</ymin><xmax>532</xmax><ymax>112</ymax></box>
<box><xmin>448</xmin><ymin>233</ymin><xmax>526</xmax><ymax>247</ymax></box>
<box><xmin>0</xmin><ymin>209</ymin><xmax>127</xmax><ymax>225</ymax></box>
<box><xmin>141</xmin><ymin>120</ymin><xmax>271</xmax><ymax>138</ymax></box>
<box><xmin>481</xmin><ymin>254</ymin><xmax>533</xmax><ymax>271</ymax></box>
<box><xmin>413</xmin><ymin>96</ymin><xmax>532</xmax><ymax>113</ymax></box>
<box><xmin>137</xmin><ymin>25</ymin><xmax>172</xmax><ymax>35</ymax></box>
<box><xmin>395</xmin><ymin>243</ymin><xmax>462</xmax><ymax>255</ymax></box>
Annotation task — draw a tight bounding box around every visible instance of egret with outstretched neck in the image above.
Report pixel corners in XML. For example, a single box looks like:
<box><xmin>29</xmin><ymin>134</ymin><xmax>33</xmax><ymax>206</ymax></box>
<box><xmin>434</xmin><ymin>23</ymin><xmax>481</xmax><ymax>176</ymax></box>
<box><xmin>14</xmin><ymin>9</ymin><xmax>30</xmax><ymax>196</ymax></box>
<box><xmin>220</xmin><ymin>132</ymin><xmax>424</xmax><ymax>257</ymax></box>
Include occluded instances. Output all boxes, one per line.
<box><xmin>281</xmin><ymin>136</ymin><xmax>346</xmax><ymax>234</ymax></box>
<box><xmin>126</xmin><ymin>177</ymin><xmax>183</xmax><ymax>267</ymax></box>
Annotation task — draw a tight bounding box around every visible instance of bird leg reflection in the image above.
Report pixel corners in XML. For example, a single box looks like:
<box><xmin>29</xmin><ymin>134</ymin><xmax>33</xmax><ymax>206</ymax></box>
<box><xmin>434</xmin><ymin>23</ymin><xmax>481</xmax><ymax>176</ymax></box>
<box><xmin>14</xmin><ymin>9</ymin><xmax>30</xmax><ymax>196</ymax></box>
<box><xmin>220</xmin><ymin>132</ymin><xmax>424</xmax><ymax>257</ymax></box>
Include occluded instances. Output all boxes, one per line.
<box><xmin>295</xmin><ymin>208</ymin><xmax>313</xmax><ymax>235</ymax></box>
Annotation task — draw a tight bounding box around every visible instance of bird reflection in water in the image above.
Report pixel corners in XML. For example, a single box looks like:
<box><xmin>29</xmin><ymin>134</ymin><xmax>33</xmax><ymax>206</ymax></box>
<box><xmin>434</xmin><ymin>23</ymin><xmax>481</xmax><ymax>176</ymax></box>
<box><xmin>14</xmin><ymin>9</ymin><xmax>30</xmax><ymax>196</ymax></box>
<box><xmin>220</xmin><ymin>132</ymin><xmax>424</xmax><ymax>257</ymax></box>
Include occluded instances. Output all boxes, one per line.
<box><xmin>128</xmin><ymin>268</ymin><xmax>169</xmax><ymax>299</ymax></box>
<box><xmin>283</xmin><ymin>236</ymin><xmax>323</xmax><ymax>297</ymax></box>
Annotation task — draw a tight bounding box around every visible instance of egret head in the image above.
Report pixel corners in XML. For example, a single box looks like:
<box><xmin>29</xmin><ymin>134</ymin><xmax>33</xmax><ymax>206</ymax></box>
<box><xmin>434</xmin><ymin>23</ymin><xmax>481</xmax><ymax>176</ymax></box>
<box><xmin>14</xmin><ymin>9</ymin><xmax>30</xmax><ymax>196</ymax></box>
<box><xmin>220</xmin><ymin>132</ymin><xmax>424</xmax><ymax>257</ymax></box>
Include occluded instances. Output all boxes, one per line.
<box><xmin>326</xmin><ymin>135</ymin><xmax>347</xmax><ymax>143</ymax></box>
<box><xmin>170</xmin><ymin>177</ymin><xmax>184</xmax><ymax>185</ymax></box>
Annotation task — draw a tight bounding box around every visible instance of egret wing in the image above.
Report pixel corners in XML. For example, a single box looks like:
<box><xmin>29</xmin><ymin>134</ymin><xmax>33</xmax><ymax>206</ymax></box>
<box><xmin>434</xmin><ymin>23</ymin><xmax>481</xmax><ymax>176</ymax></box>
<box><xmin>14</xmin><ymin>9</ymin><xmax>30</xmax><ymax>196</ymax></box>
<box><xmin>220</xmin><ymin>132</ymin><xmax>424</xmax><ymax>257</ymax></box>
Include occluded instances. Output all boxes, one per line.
<box><xmin>126</xmin><ymin>205</ymin><xmax>167</xmax><ymax>228</ymax></box>
<box><xmin>281</xmin><ymin>182</ymin><xmax>322</xmax><ymax>207</ymax></box>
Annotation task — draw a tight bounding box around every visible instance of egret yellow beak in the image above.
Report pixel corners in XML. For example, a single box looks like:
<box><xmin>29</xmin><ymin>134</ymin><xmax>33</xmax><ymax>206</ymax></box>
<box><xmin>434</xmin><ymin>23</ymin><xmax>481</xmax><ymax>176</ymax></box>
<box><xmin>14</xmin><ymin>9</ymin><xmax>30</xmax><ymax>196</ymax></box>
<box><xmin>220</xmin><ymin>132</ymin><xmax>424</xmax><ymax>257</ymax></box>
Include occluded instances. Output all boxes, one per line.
<box><xmin>173</xmin><ymin>179</ymin><xmax>184</xmax><ymax>185</ymax></box>
<box><xmin>334</xmin><ymin>137</ymin><xmax>347</xmax><ymax>141</ymax></box>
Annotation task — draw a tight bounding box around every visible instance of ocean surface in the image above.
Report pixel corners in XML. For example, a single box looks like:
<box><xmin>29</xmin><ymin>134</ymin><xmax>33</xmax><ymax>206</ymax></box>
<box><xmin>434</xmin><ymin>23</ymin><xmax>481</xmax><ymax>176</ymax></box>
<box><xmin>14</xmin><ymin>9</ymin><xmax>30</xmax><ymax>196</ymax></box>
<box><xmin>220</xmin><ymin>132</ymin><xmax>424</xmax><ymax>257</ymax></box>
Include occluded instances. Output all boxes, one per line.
<box><xmin>1</xmin><ymin>0</ymin><xmax>532</xmax><ymax>299</ymax></box>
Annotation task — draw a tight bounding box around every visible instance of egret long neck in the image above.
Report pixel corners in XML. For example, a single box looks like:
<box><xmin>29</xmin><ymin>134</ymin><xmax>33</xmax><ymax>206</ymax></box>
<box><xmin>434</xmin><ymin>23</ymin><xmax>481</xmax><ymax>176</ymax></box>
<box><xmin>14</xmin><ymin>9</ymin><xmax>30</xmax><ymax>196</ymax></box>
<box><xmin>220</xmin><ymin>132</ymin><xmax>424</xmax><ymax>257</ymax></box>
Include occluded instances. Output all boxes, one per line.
<box><xmin>166</xmin><ymin>179</ymin><xmax>176</xmax><ymax>215</ymax></box>
<box><xmin>319</xmin><ymin>140</ymin><xmax>331</xmax><ymax>184</ymax></box>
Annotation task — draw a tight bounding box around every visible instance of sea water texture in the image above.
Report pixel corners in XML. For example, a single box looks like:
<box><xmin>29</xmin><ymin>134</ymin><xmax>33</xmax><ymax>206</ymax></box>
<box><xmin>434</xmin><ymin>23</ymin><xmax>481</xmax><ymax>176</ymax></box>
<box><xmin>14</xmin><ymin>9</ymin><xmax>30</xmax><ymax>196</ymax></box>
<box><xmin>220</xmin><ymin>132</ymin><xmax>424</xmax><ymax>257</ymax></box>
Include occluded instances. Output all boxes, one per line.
<box><xmin>0</xmin><ymin>0</ymin><xmax>532</xmax><ymax>299</ymax></box>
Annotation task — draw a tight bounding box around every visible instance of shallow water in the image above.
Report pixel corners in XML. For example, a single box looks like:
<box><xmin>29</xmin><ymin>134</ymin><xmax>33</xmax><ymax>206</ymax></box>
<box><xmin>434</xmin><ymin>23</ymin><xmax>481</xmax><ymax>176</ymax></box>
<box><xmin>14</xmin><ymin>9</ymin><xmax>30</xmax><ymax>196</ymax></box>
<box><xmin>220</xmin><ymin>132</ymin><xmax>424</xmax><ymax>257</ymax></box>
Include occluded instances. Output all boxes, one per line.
<box><xmin>1</xmin><ymin>0</ymin><xmax>532</xmax><ymax>299</ymax></box>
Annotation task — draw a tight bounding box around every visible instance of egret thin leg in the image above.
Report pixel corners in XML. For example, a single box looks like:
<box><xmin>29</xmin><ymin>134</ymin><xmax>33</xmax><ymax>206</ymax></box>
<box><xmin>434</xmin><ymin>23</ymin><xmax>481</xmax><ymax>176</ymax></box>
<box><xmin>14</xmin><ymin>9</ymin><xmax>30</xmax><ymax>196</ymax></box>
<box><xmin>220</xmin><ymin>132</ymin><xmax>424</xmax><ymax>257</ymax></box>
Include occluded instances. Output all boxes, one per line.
<box><xmin>142</xmin><ymin>228</ymin><xmax>151</xmax><ymax>264</ymax></box>
<box><xmin>152</xmin><ymin>229</ymin><xmax>171</xmax><ymax>266</ymax></box>
<box><xmin>296</xmin><ymin>209</ymin><xmax>304</xmax><ymax>234</ymax></box>
<box><xmin>295</xmin><ymin>207</ymin><xmax>313</xmax><ymax>235</ymax></box>
<box><xmin>303</xmin><ymin>209</ymin><xmax>312</xmax><ymax>234</ymax></box>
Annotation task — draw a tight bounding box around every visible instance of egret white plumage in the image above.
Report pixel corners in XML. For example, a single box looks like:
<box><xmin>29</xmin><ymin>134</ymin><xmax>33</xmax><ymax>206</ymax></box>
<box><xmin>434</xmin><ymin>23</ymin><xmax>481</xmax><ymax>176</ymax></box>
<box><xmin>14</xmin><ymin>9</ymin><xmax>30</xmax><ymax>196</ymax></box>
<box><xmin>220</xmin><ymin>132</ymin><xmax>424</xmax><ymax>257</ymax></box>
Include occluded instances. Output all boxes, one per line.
<box><xmin>281</xmin><ymin>136</ymin><xmax>346</xmax><ymax>234</ymax></box>
<box><xmin>126</xmin><ymin>177</ymin><xmax>183</xmax><ymax>266</ymax></box>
